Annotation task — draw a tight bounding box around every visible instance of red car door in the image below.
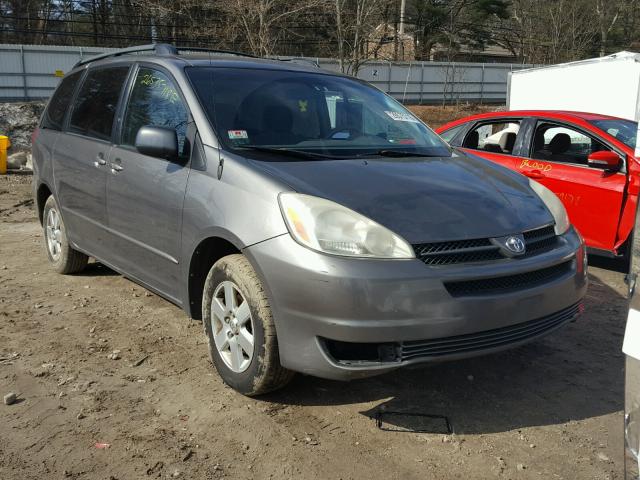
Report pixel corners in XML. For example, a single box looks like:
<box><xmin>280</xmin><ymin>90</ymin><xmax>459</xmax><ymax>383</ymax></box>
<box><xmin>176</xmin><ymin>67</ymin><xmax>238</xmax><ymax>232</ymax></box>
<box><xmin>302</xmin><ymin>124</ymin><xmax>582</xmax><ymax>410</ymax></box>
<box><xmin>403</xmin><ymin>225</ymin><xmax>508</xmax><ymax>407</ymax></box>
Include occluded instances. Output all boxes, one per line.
<box><xmin>458</xmin><ymin>118</ymin><xmax>523</xmax><ymax>170</ymax></box>
<box><xmin>518</xmin><ymin>120</ymin><xmax>627</xmax><ymax>252</ymax></box>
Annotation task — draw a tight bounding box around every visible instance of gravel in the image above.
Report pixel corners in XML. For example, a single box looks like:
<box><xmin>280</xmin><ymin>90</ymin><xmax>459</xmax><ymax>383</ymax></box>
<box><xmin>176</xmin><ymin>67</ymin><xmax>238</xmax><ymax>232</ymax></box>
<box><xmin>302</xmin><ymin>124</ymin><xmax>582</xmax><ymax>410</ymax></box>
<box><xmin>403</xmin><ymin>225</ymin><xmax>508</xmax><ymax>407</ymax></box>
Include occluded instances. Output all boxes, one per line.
<box><xmin>0</xmin><ymin>101</ymin><xmax>45</xmax><ymax>150</ymax></box>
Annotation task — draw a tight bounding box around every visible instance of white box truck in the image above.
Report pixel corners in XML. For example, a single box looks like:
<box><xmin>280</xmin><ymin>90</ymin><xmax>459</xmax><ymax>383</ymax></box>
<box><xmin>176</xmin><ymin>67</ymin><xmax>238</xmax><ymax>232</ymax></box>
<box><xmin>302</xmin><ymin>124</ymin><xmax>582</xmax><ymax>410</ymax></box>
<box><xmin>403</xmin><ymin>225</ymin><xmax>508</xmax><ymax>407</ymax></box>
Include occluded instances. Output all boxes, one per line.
<box><xmin>507</xmin><ymin>51</ymin><xmax>640</xmax><ymax>155</ymax></box>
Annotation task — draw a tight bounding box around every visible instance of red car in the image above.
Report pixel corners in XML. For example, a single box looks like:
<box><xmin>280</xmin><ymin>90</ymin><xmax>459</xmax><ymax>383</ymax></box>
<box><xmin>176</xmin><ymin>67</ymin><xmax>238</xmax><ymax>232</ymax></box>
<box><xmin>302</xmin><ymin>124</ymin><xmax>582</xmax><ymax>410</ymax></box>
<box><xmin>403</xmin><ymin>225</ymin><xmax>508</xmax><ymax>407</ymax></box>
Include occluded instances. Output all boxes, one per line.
<box><xmin>436</xmin><ymin>110</ymin><xmax>638</xmax><ymax>267</ymax></box>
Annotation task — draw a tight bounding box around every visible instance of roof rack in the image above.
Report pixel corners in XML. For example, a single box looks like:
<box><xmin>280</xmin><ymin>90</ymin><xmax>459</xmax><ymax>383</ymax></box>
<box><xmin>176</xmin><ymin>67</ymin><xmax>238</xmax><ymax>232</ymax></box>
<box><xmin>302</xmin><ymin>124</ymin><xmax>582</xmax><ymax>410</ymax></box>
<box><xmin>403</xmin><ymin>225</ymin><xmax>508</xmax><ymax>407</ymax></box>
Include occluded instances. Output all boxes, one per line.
<box><xmin>175</xmin><ymin>47</ymin><xmax>259</xmax><ymax>59</ymax></box>
<box><xmin>74</xmin><ymin>43</ymin><xmax>262</xmax><ymax>68</ymax></box>
<box><xmin>74</xmin><ymin>43</ymin><xmax>176</xmax><ymax>67</ymax></box>
<box><xmin>274</xmin><ymin>57</ymin><xmax>320</xmax><ymax>68</ymax></box>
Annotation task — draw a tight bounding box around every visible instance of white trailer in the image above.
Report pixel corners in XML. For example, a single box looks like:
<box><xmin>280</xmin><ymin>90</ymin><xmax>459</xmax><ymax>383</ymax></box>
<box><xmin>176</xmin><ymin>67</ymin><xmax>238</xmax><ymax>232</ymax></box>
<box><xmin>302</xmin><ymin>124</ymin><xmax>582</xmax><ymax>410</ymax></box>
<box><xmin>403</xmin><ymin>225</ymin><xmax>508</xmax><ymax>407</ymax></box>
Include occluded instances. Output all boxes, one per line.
<box><xmin>507</xmin><ymin>51</ymin><xmax>640</xmax><ymax>154</ymax></box>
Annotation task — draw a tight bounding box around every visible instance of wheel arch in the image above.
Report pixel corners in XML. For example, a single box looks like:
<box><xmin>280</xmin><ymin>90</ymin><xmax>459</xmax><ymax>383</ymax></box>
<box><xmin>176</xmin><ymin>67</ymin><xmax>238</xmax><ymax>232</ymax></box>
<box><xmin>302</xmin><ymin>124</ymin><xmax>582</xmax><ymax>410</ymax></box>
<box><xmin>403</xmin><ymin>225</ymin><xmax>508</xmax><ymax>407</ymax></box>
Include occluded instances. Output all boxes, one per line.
<box><xmin>186</xmin><ymin>235</ymin><xmax>242</xmax><ymax>320</ymax></box>
<box><xmin>36</xmin><ymin>181</ymin><xmax>53</xmax><ymax>225</ymax></box>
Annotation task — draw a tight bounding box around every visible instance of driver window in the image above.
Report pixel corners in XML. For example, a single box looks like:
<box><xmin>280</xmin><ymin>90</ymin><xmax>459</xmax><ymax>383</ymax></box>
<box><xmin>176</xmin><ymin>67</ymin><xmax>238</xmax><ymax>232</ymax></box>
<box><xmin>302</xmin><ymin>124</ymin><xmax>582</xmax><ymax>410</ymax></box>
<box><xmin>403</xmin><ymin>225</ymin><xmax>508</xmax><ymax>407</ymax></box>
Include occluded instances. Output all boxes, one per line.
<box><xmin>532</xmin><ymin>123</ymin><xmax>610</xmax><ymax>165</ymax></box>
<box><xmin>463</xmin><ymin>121</ymin><xmax>520</xmax><ymax>154</ymax></box>
<box><xmin>121</xmin><ymin>67</ymin><xmax>189</xmax><ymax>158</ymax></box>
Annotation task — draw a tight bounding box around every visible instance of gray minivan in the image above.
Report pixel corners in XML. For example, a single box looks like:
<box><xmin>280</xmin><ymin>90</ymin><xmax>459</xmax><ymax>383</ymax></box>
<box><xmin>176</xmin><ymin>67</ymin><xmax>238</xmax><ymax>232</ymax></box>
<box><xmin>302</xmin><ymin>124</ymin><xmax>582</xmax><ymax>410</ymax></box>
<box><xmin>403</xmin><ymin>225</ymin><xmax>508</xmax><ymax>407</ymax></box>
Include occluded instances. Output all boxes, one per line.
<box><xmin>32</xmin><ymin>44</ymin><xmax>587</xmax><ymax>395</ymax></box>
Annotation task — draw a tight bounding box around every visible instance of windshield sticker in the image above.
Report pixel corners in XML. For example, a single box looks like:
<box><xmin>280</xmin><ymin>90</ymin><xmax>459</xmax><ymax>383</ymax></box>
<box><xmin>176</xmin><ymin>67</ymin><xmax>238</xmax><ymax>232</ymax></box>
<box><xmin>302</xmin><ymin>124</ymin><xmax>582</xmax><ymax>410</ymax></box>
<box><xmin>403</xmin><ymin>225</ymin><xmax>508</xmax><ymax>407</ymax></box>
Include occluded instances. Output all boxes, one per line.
<box><xmin>228</xmin><ymin>130</ymin><xmax>248</xmax><ymax>140</ymax></box>
<box><xmin>385</xmin><ymin>111</ymin><xmax>420</xmax><ymax>123</ymax></box>
<box><xmin>298</xmin><ymin>100</ymin><xmax>308</xmax><ymax>113</ymax></box>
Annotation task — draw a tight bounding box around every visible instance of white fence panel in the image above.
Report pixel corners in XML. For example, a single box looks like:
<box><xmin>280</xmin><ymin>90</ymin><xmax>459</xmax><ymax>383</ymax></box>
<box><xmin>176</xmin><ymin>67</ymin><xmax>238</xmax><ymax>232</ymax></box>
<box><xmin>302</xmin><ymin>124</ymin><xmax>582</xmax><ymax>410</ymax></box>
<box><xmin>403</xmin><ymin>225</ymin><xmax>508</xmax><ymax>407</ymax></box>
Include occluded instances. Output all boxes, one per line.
<box><xmin>0</xmin><ymin>44</ymin><xmax>531</xmax><ymax>104</ymax></box>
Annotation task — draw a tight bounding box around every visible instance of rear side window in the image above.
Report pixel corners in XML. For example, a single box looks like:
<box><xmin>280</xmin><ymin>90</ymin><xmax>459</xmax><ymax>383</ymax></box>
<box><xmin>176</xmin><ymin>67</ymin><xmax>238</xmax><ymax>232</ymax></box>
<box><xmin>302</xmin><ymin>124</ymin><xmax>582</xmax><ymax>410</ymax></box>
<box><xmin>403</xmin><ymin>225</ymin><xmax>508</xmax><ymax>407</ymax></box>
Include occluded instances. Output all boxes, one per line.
<box><xmin>41</xmin><ymin>71</ymin><xmax>82</xmax><ymax>130</ymax></box>
<box><xmin>69</xmin><ymin>66</ymin><xmax>129</xmax><ymax>141</ymax></box>
<box><xmin>121</xmin><ymin>67</ymin><xmax>189</xmax><ymax>158</ymax></box>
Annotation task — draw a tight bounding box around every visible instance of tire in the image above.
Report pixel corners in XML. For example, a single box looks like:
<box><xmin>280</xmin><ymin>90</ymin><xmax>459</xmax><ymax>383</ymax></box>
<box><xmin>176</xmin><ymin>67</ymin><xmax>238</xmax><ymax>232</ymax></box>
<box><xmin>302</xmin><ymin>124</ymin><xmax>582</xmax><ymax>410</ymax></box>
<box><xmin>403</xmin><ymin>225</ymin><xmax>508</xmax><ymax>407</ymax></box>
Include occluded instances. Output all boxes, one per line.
<box><xmin>42</xmin><ymin>195</ymin><xmax>88</xmax><ymax>274</ymax></box>
<box><xmin>202</xmin><ymin>254</ymin><xmax>294</xmax><ymax>396</ymax></box>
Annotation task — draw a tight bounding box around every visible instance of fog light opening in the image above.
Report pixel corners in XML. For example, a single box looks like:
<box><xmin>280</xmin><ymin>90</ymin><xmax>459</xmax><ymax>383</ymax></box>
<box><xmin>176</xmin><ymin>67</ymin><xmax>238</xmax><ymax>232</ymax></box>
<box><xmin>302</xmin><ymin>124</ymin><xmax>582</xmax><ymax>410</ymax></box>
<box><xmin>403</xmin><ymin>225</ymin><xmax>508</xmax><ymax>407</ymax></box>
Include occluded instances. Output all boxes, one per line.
<box><xmin>323</xmin><ymin>338</ymin><xmax>400</xmax><ymax>364</ymax></box>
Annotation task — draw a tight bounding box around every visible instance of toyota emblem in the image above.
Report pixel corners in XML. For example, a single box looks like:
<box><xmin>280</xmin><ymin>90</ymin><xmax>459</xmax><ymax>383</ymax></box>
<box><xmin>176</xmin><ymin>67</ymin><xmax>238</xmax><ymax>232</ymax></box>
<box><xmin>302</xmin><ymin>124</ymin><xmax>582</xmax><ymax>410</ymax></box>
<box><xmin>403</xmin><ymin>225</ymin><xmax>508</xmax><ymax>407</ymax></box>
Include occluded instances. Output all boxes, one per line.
<box><xmin>505</xmin><ymin>236</ymin><xmax>526</xmax><ymax>254</ymax></box>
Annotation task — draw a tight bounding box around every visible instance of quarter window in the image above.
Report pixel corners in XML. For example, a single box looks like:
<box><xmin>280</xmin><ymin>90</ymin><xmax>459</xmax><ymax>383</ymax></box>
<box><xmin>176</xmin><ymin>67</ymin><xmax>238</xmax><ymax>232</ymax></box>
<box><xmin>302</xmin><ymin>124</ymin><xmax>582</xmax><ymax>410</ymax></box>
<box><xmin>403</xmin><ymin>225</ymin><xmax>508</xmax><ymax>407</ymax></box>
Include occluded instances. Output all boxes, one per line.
<box><xmin>532</xmin><ymin>123</ymin><xmax>611</xmax><ymax>165</ymax></box>
<box><xmin>41</xmin><ymin>71</ymin><xmax>83</xmax><ymax>131</ymax></box>
<box><xmin>121</xmin><ymin>68</ymin><xmax>189</xmax><ymax>158</ymax></box>
<box><xmin>69</xmin><ymin>66</ymin><xmax>129</xmax><ymax>141</ymax></box>
<box><xmin>463</xmin><ymin>121</ymin><xmax>521</xmax><ymax>154</ymax></box>
<box><xmin>439</xmin><ymin>124</ymin><xmax>465</xmax><ymax>144</ymax></box>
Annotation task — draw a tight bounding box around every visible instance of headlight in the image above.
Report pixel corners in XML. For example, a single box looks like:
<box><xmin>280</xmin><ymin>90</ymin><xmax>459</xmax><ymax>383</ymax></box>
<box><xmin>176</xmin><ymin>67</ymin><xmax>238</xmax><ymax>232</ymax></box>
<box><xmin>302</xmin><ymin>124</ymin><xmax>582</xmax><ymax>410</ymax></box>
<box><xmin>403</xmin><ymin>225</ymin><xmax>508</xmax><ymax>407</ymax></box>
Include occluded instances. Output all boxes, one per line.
<box><xmin>528</xmin><ymin>179</ymin><xmax>570</xmax><ymax>235</ymax></box>
<box><xmin>279</xmin><ymin>193</ymin><xmax>415</xmax><ymax>259</ymax></box>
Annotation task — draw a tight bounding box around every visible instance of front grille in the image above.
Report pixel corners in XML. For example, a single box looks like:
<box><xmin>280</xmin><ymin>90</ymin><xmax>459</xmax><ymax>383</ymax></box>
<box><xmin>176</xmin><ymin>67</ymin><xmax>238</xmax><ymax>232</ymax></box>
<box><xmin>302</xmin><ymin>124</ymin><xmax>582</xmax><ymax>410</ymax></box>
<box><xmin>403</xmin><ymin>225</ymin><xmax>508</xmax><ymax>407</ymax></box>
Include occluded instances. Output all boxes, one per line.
<box><xmin>414</xmin><ymin>238</ymin><xmax>503</xmax><ymax>265</ymax></box>
<box><xmin>444</xmin><ymin>260</ymin><xmax>572</xmax><ymax>297</ymax></box>
<box><xmin>400</xmin><ymin>302</ymin><xmax>582</xmax><ymax>360</ymax></box>
<box><xmin>523</xmin><ymin>225</ymin><xmax>558</xmax><ymax>255</ymax></box>
<box><xmin>413</xmin><ymin>224</ymin><xmax>558</xmax><ymax>266</ymax></box>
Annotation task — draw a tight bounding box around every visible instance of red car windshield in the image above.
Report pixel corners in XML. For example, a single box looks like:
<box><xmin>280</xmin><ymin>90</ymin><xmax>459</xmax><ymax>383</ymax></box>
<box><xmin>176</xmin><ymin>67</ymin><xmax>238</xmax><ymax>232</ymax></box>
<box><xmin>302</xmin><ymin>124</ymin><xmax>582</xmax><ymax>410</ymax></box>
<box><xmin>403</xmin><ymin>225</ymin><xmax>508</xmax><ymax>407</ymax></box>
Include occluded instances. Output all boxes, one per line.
<box><xmin>590</xmin><ymin>119</ymin><xmax>637</xmax><ymax>151</ymax></box>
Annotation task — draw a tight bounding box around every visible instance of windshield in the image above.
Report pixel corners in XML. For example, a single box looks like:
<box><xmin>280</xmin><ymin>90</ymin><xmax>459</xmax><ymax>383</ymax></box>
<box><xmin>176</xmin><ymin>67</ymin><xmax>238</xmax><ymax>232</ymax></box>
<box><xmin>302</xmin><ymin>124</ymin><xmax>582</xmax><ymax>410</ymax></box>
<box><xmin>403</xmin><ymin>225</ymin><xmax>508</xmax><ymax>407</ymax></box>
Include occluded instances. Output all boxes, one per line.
<box><xmin>186</xmin><ymin>67</ymin><xmax>450</xmax><ymax>158</ymax></box>
<box><xmin>590</xmin><ymin>119</ymin><xmax>637</xmax><ymax>151</ymax></box>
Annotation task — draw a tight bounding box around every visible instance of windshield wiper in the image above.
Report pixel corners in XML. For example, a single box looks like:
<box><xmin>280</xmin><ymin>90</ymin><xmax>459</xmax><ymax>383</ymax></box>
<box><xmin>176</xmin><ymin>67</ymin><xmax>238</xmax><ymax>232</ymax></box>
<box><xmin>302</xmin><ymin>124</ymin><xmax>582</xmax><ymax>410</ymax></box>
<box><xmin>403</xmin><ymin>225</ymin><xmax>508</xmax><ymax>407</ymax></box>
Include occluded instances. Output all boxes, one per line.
<box><xmin>356</xmin><ymin>149</ymin><xmax>444</xmax><ymax>158</ymax></box>
<box><xmin>238</xmin><ymin>145</ymin><xmax>339</xmax><ymax>159</ymax></box>
<box><xmin>239</xmin><ymin>145</ymin><xmax>445</xmax><ymax>160</ymax></box>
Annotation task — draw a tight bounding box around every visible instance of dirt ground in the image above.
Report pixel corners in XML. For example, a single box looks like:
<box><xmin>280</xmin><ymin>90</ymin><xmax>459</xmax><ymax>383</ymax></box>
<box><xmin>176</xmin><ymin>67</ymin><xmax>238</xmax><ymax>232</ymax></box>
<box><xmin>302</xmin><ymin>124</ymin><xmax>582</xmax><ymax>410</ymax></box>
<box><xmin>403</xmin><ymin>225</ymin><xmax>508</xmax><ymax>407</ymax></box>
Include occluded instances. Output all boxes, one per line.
<box><xmin>0</xmin><ymin>175</ymin><xmax>629</xmax><ymax>480</ymax></box>
<box><xmin>0</xmin><ymin>104</ymin><xmax>630</xmax><ymax>479</ymax></box>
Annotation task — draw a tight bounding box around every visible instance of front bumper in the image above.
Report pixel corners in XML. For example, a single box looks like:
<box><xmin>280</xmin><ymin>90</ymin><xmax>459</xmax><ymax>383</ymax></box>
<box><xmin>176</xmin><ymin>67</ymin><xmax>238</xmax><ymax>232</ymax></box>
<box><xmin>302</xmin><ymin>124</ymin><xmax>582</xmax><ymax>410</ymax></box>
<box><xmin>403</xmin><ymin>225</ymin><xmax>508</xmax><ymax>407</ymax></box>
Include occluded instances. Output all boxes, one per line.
<box><xmin>246</xmin><ymin>227</ymin><xmax>587</xmax><ymax>381</ymax></box>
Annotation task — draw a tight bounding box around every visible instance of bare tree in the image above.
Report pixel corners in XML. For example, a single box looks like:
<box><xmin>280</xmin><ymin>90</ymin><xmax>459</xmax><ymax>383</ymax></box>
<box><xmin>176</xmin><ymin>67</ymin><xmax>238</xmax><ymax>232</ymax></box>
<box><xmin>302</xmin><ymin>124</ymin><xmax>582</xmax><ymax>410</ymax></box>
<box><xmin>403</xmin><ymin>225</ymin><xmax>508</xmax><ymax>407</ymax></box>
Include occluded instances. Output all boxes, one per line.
<box><xmin>4</xmin><ymin>0</ymin><xmax>640</xmax><ymax>64</ymax></box>
<box><xmin>595</xmin><ymin>0</ymin><xmax>625</xmax><ymax>56</ymax></box>
<box><xmin>224</xmin><ymin>0</ymin><xmax>322</xmax><ymax>56</ymax></box>
<box><xmin>508</xmin><ymin>0</ymin><xmax>597</xmax><ymax>64</ymax></box>
<box><xmin>334</xmin><ymin>0</ymin><xmax>394</xmax><ymax>74</ymax></box>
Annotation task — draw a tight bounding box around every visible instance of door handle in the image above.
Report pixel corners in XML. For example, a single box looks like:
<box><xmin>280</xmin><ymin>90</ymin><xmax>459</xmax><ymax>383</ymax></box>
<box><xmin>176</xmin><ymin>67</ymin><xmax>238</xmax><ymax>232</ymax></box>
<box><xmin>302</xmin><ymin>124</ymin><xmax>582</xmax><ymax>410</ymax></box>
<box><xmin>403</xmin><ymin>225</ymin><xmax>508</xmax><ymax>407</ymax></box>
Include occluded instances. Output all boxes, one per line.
<box><xmin>523</xmin><ymin>170</ymin><xmax>545</xmax><ymax>179</ymax></box>
<box><xmin>110</xmin><ymin>161</ymin><xmax>123</xmax><ymax>173</ymax></box>
<box><xmin>94</xmin><ymin>153</ymin><xmax>107</xmax><ymax>167</ymax></box>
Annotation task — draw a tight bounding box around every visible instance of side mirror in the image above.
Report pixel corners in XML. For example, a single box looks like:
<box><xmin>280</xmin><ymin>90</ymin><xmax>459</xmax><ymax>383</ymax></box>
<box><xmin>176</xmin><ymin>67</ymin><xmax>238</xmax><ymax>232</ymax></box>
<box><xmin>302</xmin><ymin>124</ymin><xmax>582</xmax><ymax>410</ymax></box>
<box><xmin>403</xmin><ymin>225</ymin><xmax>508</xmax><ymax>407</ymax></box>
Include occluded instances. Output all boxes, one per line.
<box><xmin>588</xmin><ymin>150</ymin><xmax>621</xmax><ymax>170</ymax></box>
<box><xmin>135</xmin><ymin>126</ymin><xmax>179</xmax><ymax>160</ymax></box>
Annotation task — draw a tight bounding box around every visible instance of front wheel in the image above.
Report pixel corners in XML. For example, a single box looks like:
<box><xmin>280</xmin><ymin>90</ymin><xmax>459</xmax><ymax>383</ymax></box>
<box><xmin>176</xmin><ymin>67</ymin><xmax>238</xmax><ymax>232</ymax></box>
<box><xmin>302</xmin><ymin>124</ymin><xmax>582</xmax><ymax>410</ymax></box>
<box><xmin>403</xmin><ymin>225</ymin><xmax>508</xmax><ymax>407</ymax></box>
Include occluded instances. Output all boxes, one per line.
<box><xmin>43</xmin><ymin>196</ymin><xmax>88</xmax><ymax>274</ymax></box>
<box><xmin>202</xmin><ymin>254</ymin><xmax>294</xmax><ymax>396</ymax></box>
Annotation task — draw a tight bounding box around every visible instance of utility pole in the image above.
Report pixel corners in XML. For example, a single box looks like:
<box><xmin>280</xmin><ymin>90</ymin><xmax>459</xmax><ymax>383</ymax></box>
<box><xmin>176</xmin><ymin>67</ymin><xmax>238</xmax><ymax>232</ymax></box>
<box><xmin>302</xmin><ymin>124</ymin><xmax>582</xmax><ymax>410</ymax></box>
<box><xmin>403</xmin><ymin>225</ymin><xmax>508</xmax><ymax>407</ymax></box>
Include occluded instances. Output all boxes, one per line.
<box><xmin>150</xmin><ymin>17</ymin><xmax>157</xmax><ymax>44</ymax></box>
<box><xmin>398</xmin><ymin>0</ymin><xmax>407</xmax><ymax>60</ymax></box>
<box><xmin>399</xmin><ymin>0</ymin><xmax>406</xmax><ymax>34</ymax></box>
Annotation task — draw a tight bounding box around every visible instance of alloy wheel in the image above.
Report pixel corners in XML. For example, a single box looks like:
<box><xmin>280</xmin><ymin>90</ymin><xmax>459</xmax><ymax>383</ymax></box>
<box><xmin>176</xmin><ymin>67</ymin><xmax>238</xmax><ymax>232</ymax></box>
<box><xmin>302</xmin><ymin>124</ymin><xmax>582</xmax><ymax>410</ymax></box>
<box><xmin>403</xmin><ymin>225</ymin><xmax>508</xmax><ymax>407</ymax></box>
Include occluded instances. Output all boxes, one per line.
<box><xmin>210</xmin><ymin>280</ymin><xmax>255</xmax><ymax>373</ymax></box>
<box><xmin>46</xmin><ymin>208</ymin><xmax>62</xmax><ymax>261</ymax></box>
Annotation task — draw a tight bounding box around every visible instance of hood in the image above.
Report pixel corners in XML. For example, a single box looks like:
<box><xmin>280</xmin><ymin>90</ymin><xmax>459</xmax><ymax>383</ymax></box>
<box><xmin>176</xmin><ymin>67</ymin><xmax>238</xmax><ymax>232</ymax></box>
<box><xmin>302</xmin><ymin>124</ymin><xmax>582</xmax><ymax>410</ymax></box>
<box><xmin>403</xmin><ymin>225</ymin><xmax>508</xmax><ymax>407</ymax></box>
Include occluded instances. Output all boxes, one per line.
<box><xmin>250</xmin><ymin>152</ymin><xmax>554</xmax><ymax>244</ymax></box>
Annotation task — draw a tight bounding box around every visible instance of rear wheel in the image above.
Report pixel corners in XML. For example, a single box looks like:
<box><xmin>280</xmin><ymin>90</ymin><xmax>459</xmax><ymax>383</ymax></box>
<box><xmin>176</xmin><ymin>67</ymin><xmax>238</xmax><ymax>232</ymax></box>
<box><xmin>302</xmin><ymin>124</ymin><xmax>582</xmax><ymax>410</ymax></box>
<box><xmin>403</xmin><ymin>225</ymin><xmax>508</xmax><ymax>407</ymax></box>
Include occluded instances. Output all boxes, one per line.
<box><xmin>43</xmin><ymin>196</ymin><xmax>88</xmax><ymax>274</ymax></box>
<box><xmin>202</xmin><ymin>254</ymin><xmax>294</xmax><ymax>396</ymax></box>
